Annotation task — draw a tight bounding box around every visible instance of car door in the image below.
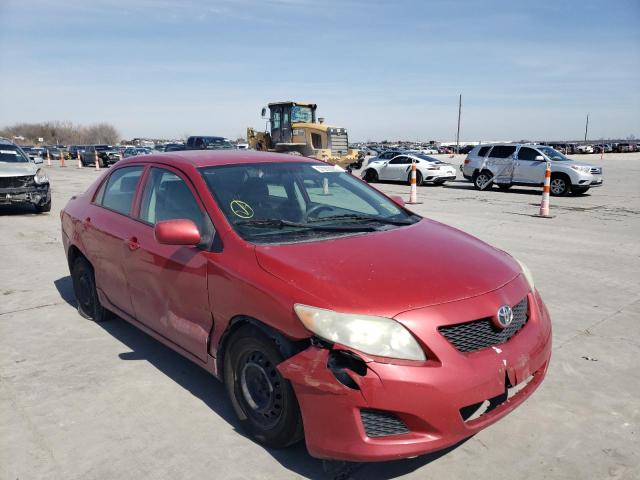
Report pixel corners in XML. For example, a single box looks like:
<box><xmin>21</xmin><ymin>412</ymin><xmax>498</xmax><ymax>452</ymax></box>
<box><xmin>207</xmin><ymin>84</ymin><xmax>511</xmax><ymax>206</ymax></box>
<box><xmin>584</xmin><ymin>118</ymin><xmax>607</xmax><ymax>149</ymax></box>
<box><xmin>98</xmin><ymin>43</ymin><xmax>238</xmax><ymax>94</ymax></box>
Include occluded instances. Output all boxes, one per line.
<box><xmin>382</xmin><ymin>156</ymin><xmax>409</xmax><ymax>181</ymax></box>
<box><xmin>83</xmin><ymin>165</ymin><xmax>145</xmax><ymax>317</ymax></box>
<box><xmin>124</xmin><ymin>166</ymin><xmax>213</xmax><ymax>361</ymax></box>
<box><xmin>485</xmin><ymin>145</ymin><xmax>516</xmax><ymax>183</ymax></box>
<box><xmin>514</xmin><ymin>146</ymin><xmax>546</xmax><ymax>184</ymax></box>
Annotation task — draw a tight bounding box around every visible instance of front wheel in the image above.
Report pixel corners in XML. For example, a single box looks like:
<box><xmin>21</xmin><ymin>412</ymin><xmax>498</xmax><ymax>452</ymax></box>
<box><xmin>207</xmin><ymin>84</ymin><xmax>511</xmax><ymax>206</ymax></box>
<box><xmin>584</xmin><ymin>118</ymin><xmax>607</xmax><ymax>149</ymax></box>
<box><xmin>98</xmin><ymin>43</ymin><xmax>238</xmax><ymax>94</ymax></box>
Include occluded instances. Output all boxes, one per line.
<box><xmin>224</xmin><ymin>326</ymin><xmax>303</xmax><ymax>449</ymax></box>
<box><xmin>550</xmin><ymin>175</ymin><xmax>570</xmax><ymax>196</ymax></box>
<box><xmin>363</xmin><ymin>169</ymin><xmax>379</xmax><ymax>183</ymax></box>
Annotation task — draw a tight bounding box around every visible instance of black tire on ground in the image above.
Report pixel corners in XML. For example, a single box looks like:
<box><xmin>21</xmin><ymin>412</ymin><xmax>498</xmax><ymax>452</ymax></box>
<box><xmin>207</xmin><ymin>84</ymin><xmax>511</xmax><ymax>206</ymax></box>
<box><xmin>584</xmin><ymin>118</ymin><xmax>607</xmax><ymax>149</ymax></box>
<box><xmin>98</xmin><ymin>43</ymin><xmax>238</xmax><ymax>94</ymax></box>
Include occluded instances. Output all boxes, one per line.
<box><xmin>224</xmin><ymin>325</ymin><xmax>303</xmax><ymax>449</ymax></box>
<box><xmin>550</xmin><ymin>174</ymin><xmax>570</xmax><ymax>196</ymax></box>
<box><xmin>71</xmin><ymin>256</ymin><xmax>110</xmax><ymax>322</ymax></box>
<box><xmin>34</xmin><ymin>200</ymin><xmax>51</xmax><ymax>213</ymax></box>
<box><xmin>498</xmin><ymin>184</ymin><xmax>512</xmax><ymax>191</ymax></box>
<box><xmin>472</xmin><ymin>170</ymin><xmax>493</xmax><ymax>190</ymax></box>
<box><xmin>364</xmin><ymin>169</ymin><xmax>379</xmax><ymax>183</ymax></box>
<box><xmin>571</xmin><ymin>186</ymin><xmax>590</xmax><ymax>195</ymax></box>
<box><xmin>406</xmin><ymin>170</ymin><xmax>423</xmax><ymax>186</ymax></box>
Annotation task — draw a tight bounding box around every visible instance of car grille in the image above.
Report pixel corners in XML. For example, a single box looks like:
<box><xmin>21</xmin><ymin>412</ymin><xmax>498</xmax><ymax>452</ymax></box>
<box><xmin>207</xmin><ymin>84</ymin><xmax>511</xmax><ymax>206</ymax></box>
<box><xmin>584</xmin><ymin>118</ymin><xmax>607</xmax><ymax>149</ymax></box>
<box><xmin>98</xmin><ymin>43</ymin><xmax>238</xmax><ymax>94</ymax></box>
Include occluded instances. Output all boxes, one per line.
<box><xmin>360</xmin><ymin>409</ymin><xmax>410</xmax><ymax>437</ymax></box>
<box><xmin>328</xmin><ymin>130</ymin><xmax>349</xmax><ymax>156</ymax></box>
<box><xmin>590</xmin><ymin>167</ymin><xmax>602</xmax><ymax>174</ymax></box>
<box><xmin>0</xmin><ymin>175</ymin><xmax>35</xmax><ymax>189</ymax></box>
<box><xmin>438</xmin><ymin>297</ymin><xmax>529</xmax><ymax>353</ymax></box>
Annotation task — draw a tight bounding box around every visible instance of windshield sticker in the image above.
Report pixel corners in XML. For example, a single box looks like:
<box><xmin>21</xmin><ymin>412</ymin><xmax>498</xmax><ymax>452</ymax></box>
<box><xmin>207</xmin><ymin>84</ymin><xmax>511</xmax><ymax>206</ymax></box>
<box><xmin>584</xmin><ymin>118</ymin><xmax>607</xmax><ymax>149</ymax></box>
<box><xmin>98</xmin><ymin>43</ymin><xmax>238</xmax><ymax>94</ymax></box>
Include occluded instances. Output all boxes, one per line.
<box><xmin>0</xmin><ymin>150</ymin><xmax>18</xmax><ymax>155</ymax></box>
<box><xmin>312</xmin><ymin>165</ymin><xmax>344</xmax><ymax>173</ymax></box>
<box><xmin>230</xmin><ymin>200</ymin><xmax>254</xmax><ymax>219</ymax></box>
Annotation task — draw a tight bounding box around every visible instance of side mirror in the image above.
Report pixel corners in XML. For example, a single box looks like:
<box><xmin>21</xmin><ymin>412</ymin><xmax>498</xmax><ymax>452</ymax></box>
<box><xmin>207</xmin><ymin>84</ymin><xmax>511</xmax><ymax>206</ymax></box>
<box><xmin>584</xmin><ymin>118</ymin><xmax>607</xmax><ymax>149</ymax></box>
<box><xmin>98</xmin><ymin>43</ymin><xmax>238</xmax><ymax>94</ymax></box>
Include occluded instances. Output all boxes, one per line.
<box><xmin>535</xmin><ymin>155</ymin><xmax>545</xmax><ymax>161</ymax></box>
<box><xmin>261</xmin><ymin>107</ymin><xmax>267</xmax><ymax>118</ymax></box>
<box><xmin>389</xmin><ymin>195</ymin><xmax>405</xmax><ymax>207</ymax></box>
<box><xmin>154</xmin><ymin>219</ymin><xmax>201</xmax><ymax>246</ymax></box>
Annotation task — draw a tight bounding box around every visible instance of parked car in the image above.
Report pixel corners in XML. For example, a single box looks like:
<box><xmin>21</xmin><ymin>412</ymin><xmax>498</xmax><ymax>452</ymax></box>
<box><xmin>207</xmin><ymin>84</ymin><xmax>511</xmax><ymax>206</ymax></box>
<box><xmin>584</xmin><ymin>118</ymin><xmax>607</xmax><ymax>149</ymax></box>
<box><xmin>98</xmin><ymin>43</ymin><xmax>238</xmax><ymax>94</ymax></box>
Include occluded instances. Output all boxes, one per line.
<box><xmin>575</xmin><ymin>145</ymin><xmax>594</xmax><ymax>154</ymax></box>
<box><xmin>186</xmin><ymin>136</ymin><xmax>234</xmax><ymax>150</ymax></box>
<box><xmin>20</xmin><ymin>146</ymin><xmax>42</xmax><ymax>162</ymax></box>
<box><xmin>61</xmin><ymin>150</ymin><xmax>551</xmax><ymax>462</ymax></box>
<box><xmin>68</xmin><ymin>145</ymin><xmax>86</xmax><ymax>160</ymax></box>
<box><xmin>163</xmin><ymin>143</ymin><xmax>186</xmax><ymax>152</ymax></box>
<box><xmin>462</xmin><ymin>144</ymin><xmax>603</xmax><ymax>195</ymax></box>
<box><xmin>80</xmin><ymin>145</ymin><xmax>113</xmax><ymax>167</ymax></box>
<box><xmin>363</xmin><ymin>153</ymin><xmax>457</xmax><ymax>185</ymax></box>
<box><xmin>0</xmin><ymin>138</ymin><xmax>51</xmax><ymax>212</ymax></box>
<box><xmin>364</xmin><ymin>149</ymin><xmax>406</xmax><ymax>167</ymax></box>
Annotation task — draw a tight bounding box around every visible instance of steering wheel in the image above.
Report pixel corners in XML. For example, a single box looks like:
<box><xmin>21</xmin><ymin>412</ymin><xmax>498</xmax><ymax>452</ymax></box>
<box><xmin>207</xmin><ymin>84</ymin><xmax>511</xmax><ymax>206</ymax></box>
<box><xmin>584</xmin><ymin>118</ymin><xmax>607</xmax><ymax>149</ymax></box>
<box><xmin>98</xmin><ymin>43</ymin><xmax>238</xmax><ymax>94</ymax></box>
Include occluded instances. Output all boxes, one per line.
<box><xmin>304</xmin><ymin>204</ymin><xmax>333</xmax><ymax>221</ymax></box>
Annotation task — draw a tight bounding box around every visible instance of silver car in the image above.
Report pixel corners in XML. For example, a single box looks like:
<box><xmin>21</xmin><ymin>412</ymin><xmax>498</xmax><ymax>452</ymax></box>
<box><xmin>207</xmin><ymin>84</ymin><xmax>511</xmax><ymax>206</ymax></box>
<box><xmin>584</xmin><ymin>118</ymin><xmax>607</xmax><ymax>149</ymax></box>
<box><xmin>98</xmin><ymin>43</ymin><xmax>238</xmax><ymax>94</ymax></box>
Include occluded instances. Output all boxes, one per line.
<box><xmin>0</xmin><ymin>139</ymin><xmax>51</xmax><ymax>213</ymax></box>
<box><xmin>461</xmin><ymin>144</ymin><xmax>603</xmax><ymax>196</ymax></box>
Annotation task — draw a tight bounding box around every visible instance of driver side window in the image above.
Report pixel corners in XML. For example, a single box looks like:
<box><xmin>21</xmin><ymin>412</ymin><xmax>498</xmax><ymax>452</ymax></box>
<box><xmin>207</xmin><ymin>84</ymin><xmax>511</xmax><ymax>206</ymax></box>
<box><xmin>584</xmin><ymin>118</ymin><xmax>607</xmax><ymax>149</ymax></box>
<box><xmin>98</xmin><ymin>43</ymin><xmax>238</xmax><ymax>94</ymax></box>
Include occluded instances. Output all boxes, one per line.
<box><xmin>518</xmin><ymin>147</ymin><xmax>541</xmax><ymax>161</ymax></box>
<box><xmin>389</xmin><ymin>156</ymin><xmax>407</xmax><ymax>164</ymax></box>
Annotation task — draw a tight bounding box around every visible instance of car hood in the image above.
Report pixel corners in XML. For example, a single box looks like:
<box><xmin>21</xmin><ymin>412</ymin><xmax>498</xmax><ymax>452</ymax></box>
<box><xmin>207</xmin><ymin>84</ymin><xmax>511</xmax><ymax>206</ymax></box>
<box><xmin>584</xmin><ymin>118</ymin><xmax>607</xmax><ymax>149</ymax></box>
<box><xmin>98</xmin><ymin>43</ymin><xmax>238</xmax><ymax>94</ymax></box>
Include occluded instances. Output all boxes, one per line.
<box><xmin>0</xmin><ymin>162</ymin><xmax>37</xmax><ymax>177</ymax></box>
<box><xmin>254</xmin><ymin>219</ymin><xmax>520</xmax><ymax>318</ymax></box>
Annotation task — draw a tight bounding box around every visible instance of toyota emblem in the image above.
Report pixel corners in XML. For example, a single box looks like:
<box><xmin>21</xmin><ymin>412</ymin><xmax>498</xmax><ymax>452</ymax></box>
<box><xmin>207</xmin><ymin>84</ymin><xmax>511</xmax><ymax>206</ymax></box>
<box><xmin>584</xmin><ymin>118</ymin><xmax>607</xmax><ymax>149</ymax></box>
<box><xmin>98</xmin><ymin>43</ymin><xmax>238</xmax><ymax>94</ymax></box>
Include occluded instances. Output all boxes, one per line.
<box><xmin>495</xmin><ymin>305</ymin><xmax>513</xmax><ymax>329</ymax></box>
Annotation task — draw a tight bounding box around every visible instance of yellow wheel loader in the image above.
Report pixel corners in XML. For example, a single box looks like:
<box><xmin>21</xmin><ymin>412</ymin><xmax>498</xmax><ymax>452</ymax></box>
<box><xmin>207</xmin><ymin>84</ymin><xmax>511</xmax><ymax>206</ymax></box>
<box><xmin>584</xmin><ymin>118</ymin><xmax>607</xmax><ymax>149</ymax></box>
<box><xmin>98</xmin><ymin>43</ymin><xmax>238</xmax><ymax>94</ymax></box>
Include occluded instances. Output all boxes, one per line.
<box><xmin>247</xmin><ymin>101</ymin><xmax>362</xmax><ymax>169</ymax></box>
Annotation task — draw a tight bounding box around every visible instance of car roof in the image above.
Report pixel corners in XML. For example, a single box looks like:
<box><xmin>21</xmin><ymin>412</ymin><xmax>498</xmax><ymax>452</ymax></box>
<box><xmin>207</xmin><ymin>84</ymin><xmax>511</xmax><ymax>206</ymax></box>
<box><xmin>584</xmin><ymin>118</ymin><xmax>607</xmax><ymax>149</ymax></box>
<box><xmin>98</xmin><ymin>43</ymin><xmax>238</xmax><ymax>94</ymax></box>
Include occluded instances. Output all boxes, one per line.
<box><xmin>115</xmin><ymin>150</ymin><xmax>323</xmax><ymax>169</ymax></box>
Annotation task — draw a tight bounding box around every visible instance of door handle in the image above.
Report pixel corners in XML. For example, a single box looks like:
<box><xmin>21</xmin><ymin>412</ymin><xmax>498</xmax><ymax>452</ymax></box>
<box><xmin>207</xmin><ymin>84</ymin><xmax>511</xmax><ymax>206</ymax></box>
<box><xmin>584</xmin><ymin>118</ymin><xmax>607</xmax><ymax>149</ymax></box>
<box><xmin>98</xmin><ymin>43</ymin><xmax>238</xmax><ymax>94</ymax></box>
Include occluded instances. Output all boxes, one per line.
<box><xmin>126</xmin><ymin>236</ymin><xmax>140</xmax><ymax>251</ymax></box>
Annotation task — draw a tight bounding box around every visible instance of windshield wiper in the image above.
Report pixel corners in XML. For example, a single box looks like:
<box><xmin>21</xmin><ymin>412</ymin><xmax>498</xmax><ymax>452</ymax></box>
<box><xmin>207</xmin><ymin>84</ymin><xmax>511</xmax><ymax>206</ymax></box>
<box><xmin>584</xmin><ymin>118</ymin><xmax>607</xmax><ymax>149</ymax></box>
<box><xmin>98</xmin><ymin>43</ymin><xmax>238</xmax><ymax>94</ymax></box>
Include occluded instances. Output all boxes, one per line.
<box><xmin>235</xmin><ymin>218</ymin><xmax>377</xmax><ymax>232</ymax></box>
<box><xmin>308</xmin><ymin>213</ymin><xmax>415</xmax><ymax>226</ymax></box>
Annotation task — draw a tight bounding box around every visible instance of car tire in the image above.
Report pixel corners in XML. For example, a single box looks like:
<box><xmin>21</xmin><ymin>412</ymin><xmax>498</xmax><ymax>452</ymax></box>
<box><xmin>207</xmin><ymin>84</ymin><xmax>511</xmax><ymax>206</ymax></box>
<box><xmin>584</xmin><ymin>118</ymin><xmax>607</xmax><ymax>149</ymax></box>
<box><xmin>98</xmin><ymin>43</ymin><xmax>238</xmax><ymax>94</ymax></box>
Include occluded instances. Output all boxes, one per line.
<box><xmin>34</xmin><ymin>200</ymin><xmax>51</xmax><ymax>213</ymax></box>
<box><xmin>224</xmin><ymin>325</ymin><xmax>303</xmax><ymax>449</ymax></box>
<box><xmin>473</xmin><ymin>170</ymin><xmax>493</xmax><ymax>190</ymax></box>
<box><xmin>364</xmin><ymin>169</ymin><xmax>379</xmax><ymax>183</ymax></box>
<box><xmin>407</xmin><ymin>170</ymin><xmax>423</xmax><ymax>186</ymax></box>
<box><xmin>571</xmin><ymin>186</ymin><xmax>590</xmax><ymax>195</ymax></box>
<box><xmin>550</xmin><ymin>174</ymin><xmax>570</xmax><ymax>196</ymax></box>
<box><xmin>71</xmin><ymin>256</ymin><xmax>110</xmax><ymax>322</ymax></box>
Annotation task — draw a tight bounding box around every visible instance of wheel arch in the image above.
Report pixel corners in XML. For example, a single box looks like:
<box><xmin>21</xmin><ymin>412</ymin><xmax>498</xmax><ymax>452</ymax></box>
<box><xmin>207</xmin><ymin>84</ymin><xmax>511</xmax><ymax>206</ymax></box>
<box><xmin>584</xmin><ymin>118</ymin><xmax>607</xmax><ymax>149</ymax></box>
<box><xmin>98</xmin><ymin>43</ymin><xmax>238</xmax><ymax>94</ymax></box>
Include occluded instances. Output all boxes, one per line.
<box><xmin>216</xmin><ymin>315</ymin><xmax>309</xmax><ymax>379</ymax></box>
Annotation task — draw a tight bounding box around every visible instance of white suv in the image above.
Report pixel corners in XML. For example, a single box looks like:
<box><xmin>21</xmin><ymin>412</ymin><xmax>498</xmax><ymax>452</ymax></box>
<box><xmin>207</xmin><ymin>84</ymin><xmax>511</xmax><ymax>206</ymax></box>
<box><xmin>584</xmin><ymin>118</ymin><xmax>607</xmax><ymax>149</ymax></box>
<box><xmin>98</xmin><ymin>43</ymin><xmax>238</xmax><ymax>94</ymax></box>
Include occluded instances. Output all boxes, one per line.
<box><xmin>461</xmin><ymin>144</ymin><xmax>603</xmax><ymax>196</ymax></box>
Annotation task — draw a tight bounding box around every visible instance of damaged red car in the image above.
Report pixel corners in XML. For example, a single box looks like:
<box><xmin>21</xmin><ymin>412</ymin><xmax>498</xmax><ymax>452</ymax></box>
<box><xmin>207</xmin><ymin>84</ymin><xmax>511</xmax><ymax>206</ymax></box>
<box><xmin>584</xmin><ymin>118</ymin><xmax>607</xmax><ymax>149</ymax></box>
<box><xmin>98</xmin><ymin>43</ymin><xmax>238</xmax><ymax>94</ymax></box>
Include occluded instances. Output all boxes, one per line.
<box><xmin>61</xmin><ymin>150</ymin><xmax>551</xmax><ymax>462</ymax></box>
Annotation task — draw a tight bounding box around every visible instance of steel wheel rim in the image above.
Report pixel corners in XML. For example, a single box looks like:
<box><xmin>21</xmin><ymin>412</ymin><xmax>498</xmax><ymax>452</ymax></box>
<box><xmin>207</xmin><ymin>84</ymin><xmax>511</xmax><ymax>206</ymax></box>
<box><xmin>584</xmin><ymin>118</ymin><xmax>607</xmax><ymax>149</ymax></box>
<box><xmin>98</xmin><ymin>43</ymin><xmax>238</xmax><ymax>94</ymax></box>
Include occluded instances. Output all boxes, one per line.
<box><xmin>239</xmin><ymin>351</ymin><xmax>283</xmax><ymax>429</ymax></box>
<box><xmin>551</xmin><ymin>178</ymin><xmax>565</xmax><ymax>194</ymax></box>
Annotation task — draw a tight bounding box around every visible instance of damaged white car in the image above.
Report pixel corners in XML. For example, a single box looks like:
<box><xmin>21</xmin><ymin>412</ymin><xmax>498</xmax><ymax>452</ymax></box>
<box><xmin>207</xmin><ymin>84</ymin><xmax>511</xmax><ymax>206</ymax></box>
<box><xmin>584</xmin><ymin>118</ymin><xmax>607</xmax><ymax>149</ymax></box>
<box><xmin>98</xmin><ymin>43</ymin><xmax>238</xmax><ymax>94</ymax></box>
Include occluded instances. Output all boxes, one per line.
<box><xmin>0</xmin><ymin>138</ymin><xmax>51</xmax><ymax>213</ymax></box>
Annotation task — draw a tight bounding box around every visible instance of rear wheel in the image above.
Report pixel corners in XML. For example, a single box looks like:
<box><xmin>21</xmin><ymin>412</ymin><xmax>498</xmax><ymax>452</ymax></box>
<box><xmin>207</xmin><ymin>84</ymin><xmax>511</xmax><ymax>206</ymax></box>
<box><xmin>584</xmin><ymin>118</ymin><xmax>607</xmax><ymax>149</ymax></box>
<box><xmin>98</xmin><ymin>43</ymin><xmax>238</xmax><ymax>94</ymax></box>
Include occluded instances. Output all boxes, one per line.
<box><xmin>71</xmin><ymin>256</ymin><xmax>110</xmax><ymax>322</ymax></box>
<box><xmin>473</xmin><ymin>170</ymin><xmax>493</xmax><ymax>190</ymax></box>
<box><xmin>224</xmin><ymin>326</ymin><xmax>303</xmax><ymax>448</ymax></box>
<box><xmin>407</xmin><ymin>170</ymin><xmax>423</xmax><ymax>186</ymax></box>
<box><xmin>364</xmin><ymin>169</ymin><xmax>379</xmax><ymax>183</ymax></box>
<box><xmin>550</xmin><ymin>174</ymin><xmax>570</xmax><ymax>196</ymax></box>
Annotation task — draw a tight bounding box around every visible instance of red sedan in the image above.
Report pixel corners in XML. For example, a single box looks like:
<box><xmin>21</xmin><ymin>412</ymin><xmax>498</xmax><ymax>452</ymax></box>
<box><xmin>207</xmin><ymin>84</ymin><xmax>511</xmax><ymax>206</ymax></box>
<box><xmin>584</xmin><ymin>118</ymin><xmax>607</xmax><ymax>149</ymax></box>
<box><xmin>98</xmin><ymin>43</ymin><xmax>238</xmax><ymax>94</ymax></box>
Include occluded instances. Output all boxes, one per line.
<box><xmin>61</xmin><ymin>150</ymin><xmax>551</xmax><ymax>462</ymax></box>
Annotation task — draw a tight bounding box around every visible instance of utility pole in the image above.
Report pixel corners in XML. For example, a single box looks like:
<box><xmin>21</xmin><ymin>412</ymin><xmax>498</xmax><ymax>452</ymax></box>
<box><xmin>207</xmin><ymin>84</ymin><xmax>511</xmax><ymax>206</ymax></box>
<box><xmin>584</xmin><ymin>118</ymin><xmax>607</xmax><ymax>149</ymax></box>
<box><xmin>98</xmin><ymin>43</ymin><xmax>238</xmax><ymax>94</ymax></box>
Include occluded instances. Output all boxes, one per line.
<box><xmin>584</xmin><ymin>113</ymin><xmax>589</xmax><ymax>142</ymax></box>
<box><xmin>456</xmin><ymin>94</ymin><xmax>462</xmax><ymax>154</ymax></box>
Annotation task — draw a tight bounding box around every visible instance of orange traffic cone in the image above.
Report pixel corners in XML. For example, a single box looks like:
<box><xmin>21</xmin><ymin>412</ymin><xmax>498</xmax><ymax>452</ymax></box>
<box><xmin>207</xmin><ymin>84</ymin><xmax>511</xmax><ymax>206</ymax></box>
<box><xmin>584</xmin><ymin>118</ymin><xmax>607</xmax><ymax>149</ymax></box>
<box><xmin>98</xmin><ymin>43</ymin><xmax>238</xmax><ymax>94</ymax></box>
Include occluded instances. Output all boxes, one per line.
<box><xmin>59</xmin><ymin>149</ymin><xmax>66</xmax><ymax>167</ymax></box>
<box><xmin>46</xmin><ymin>149</ymin><xmax>51</xmax><ymax>166</ymax></box>
<box><xmin>406</xmin><ymin>161</ymin><xmax>422</xmax><ymax>205</ymax></box>
<box><xmin>95</xmin><ymin>150</ymin><xmax>100</xmax><ymax>171</ymax></box>
<box><xmin>536</xmin><ymin>163</ymin><xmax>552</xmax><ymax>218</ymax></box>
<box><xmin>77</xmin><ymin>150</ymin><xmax>82</xmax><ymax>168</ymax></box>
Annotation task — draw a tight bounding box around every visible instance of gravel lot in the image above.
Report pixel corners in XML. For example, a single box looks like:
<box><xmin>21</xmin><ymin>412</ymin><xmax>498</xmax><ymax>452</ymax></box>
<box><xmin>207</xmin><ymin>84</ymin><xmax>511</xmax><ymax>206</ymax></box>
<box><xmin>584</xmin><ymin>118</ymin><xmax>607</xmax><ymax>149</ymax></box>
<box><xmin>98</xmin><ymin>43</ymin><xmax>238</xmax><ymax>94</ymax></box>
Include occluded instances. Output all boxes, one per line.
<box><xmin>1</xmin><ymin>153</ymin><xmax>638</xmax><ymax>480</ymax></box>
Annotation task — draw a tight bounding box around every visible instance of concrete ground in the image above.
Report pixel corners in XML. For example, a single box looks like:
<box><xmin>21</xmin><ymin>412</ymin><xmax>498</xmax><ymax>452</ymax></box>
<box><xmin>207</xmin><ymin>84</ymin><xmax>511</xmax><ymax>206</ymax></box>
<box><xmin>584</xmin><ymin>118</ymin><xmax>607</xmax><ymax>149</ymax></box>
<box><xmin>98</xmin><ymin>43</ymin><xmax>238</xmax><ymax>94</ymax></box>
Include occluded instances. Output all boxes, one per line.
<box><xmin>1</xmin><ymin>153</ymin><xmax>638</xmax><ymax>480</ymax></box>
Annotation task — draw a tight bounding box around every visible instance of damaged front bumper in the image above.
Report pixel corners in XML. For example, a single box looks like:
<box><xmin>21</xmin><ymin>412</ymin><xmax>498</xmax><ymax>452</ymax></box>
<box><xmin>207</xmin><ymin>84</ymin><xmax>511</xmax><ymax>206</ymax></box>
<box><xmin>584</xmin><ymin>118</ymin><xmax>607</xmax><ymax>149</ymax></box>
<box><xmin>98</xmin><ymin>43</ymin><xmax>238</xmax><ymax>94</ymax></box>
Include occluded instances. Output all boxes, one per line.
<box><xmin>278</xmin><ymin>287</ymin><xmax>552</xmax><ymax>462</ymax></box>
<box><xmin>0</xmin><ymin>183</ymin><xmax>51</xmax><ymax>206</ymax></box>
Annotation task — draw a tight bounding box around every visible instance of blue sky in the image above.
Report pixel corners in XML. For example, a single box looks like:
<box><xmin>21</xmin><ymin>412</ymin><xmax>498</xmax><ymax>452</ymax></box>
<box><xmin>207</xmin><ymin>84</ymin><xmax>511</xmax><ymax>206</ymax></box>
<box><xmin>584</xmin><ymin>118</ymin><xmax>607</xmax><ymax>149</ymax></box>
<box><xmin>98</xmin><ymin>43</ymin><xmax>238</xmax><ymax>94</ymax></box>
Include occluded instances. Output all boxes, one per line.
<box><xmin>1</xmin><ymin>0</ymin><xmax>638</xmax><ymax>142</ymax></box>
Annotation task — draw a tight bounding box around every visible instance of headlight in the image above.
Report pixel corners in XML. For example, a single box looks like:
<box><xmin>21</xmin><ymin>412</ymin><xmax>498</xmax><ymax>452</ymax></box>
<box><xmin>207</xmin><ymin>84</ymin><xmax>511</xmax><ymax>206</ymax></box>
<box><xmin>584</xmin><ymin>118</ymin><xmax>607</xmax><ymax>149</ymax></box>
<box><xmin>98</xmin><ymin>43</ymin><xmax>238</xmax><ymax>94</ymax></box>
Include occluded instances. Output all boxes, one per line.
<box><xmin>514</xmin><ymin>257</ymin><xmax>535</xmax><ymax>291</ymax></box>
<box><xmin>294</xmin><ymin>304</ymin><xmax>426</xmax><ymax>361</ymax></box>
<box><xmin>570</xmin><ymin>165</ymin><xmax>590</xmax><ymax>173</ymax></box>
<box><xmin>34</xmin><ymin>168</ymin><xmax>48</xmax><ymax>184</ymax></box>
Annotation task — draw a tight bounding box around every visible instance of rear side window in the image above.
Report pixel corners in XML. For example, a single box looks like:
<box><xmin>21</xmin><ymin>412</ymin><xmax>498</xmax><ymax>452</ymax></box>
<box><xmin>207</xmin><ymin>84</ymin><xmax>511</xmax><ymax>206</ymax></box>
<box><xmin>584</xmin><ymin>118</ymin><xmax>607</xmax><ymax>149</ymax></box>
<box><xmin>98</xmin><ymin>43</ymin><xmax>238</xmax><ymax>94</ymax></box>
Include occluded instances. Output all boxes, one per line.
<box><xmin>478</xmin><ymin>146</ymin><xmax>491</xmax><ymax>157</ymax></box>
<box><xmin>518</xmin><ymin>147</ymin><xmax>540</xmax><ymax>160</ymax></box>
<box><xmin>139</xmin><ymin>167</ymin><xmax>205</xmax><ymax>231</ymax></box>
<box><xmin>97</xmin><ymin>166</ymin><xmax>144</xmax><ymax>215</ymax></box>
<box><xmin>489</xmin><ymin>146</ymin><xmax>517</xmax><ymax>158</ymax></box>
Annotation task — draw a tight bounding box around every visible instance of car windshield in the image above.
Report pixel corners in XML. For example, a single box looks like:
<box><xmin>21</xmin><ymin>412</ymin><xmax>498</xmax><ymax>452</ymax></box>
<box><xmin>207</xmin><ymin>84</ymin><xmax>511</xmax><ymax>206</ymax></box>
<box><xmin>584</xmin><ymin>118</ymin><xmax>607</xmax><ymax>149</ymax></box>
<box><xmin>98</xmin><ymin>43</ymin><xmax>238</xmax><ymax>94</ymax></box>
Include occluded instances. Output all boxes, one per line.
<box><xmin>202</xmin><ymin>138</ymin><xmax>233</xmax><ymax>150</ymax></box>
<box><xmin>0</xmin><ymin>146</ymin><xmax>29</xmax><ymax>163</ymax></box>
<box><xmin>291</xmin><ymin>106</ymin><xmax>313</xmax><ymax>123</ymax></box>
<box><xmin>200</xmin><ymin>162</ymin><xmax>419</xmax><ymax>244</ymax></box>
<box><xmin>537</xmin><ymin>147</ymin><xmax>570</xmax><ymax>161</ymax></box>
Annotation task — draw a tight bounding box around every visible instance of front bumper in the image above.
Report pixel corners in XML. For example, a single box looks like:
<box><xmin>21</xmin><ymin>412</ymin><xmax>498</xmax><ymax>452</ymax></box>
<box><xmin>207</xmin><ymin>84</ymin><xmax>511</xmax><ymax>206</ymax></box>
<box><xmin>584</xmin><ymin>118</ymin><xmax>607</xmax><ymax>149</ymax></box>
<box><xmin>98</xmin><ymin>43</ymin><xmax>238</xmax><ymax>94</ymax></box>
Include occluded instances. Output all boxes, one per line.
<box><xmin>279</xmin><ymin>283</ymin><xmax>552</xmax><ymax>462</ymax></box>
<box><xmin>0</xmin><ymin>183</ymin><xmax>50</xmax><ymax>206</ymax></box>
